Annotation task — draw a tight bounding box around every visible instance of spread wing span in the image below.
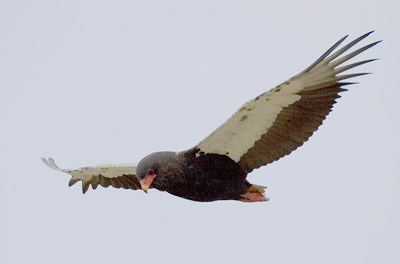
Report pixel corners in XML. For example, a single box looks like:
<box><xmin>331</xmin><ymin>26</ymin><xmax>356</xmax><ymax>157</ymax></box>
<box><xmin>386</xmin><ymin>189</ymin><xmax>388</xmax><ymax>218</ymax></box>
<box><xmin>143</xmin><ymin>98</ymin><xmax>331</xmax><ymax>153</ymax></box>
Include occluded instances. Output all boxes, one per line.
<box><xmin>196</xmin><ymin>31</ymin><xmax>379</xmax><ymax>173</ymax></box>
<box><xmin>41</xmin><ymin>158</ymin><xmax>140</xmax><ymax>193</ymax></box>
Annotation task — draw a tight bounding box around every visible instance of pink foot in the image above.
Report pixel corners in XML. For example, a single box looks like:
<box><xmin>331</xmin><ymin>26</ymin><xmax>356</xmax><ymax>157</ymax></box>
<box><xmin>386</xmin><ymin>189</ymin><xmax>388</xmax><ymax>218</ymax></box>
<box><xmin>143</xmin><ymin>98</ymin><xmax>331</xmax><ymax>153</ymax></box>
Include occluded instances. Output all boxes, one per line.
<box><xmin>239</xmin><ymin>184</ymin><xmax>269</xmax><ymax>202</ymax></box>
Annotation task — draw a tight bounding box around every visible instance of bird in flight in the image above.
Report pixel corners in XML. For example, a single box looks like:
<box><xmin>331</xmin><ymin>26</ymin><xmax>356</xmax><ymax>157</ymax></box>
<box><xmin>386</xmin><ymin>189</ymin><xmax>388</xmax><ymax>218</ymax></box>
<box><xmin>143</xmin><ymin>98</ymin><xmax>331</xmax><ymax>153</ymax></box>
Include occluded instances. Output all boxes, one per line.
<box><xmin>42</xmin><ymin>32</ymin><xmax>379</xmax><ymax>202</ymax></box>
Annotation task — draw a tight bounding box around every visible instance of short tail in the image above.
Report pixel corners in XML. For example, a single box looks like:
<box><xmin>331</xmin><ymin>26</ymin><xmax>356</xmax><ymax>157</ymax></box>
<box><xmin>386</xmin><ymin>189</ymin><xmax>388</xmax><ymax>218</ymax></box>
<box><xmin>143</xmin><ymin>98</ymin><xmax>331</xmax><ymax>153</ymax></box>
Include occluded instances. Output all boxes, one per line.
<box><xmin>239</xmin><ymin>184</ymin><xmax>269</xmax><ymax>202</ymax></box>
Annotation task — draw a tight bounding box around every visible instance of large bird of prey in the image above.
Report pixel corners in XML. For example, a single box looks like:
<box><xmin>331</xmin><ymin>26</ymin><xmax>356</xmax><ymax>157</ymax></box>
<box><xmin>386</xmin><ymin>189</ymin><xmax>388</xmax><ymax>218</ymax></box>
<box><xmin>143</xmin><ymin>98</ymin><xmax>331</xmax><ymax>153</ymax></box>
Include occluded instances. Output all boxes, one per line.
<box><xmin>42</xmin><ymin>32</ymin><xmax>379</xmax><ymax>202</ymax></box>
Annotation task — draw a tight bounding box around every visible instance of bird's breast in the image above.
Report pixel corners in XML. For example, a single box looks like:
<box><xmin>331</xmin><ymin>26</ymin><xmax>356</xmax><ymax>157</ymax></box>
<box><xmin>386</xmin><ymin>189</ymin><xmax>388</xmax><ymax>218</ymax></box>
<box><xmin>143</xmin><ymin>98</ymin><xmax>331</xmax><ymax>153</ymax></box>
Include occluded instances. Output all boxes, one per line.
<box><xmin>161</xmin><ymin>149</ymin><xmax>250</xmax><ymax>202</ymax></box>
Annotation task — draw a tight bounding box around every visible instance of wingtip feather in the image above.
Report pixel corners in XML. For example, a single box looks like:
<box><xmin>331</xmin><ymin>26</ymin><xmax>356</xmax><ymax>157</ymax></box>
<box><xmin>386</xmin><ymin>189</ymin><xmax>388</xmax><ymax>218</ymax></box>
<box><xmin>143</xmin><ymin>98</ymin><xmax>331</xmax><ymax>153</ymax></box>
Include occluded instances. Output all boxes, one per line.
<box><xmin>41</xmin><ymin>157</ymin><xmax>50</xmax><ymax>167</ymax></box>
<box><xmin>82</xmin><ymin>182</ymin><xmax>90</xmax><ymax>194</ymax></box>
<box><xmin>339</xmin><ymin>82</ymin><xmax>359</xmax><ymax>86</ymax></box>
<box><xmin>336</xmin><ymin>72</ymin><xmax>371</xmax><ymax>81</ymax></box>
<box><xmin>68</xmin><ymin>178</ymin><xmax>79</xmax><ymax>187</ymax></box>
<box><xmin>42</xmin><ymin>157</ymin><xmax>64</xmax><ymax>171</ymax></box>
<box><xmin>334</xmin><ymin>59</ymin><xmax>378</xmax><ymax>74</ymax></box>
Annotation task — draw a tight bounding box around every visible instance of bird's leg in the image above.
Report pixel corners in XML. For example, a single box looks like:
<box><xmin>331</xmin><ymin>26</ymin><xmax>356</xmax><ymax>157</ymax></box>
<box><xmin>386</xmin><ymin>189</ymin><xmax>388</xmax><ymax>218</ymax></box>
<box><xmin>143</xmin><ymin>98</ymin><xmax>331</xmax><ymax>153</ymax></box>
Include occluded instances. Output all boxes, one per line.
<box><xmin>239</xmin><ymin>184</ymin><xmax>269</xmax><ymax>202</ymax></box>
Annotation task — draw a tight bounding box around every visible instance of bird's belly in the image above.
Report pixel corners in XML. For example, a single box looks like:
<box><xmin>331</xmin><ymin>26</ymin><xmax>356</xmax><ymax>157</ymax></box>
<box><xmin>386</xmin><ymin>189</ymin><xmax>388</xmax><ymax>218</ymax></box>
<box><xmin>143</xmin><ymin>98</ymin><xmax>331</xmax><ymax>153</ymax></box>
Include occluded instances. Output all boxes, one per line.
<box><xmin>166</xmin><ymin>171</ymin><xmax>250</xmax><ymax>202</ymax></box>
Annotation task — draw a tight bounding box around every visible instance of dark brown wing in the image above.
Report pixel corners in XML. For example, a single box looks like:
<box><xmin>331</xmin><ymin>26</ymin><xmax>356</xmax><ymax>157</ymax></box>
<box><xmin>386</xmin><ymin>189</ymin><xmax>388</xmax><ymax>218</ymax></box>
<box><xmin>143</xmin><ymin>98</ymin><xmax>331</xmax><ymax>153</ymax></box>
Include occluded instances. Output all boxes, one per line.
<box><xmin>196</xmin><ymin>32</ymin><xmax>379</xmax><ymax>173</ymax></box>
<box><xmin>42</xmin><ymin>158</ymin><xmax>140</xmax><ymax>193</ymax></box>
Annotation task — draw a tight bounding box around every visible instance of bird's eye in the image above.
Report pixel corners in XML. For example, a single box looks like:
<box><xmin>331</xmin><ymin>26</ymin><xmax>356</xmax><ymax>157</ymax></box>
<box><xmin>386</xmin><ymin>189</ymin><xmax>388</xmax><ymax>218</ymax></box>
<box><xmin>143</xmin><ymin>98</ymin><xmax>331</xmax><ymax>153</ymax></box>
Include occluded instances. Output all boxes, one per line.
<box><xmin>148</xmin><ymin>169</ymin><xmax>155</xmax><ymax>175</ymax></box>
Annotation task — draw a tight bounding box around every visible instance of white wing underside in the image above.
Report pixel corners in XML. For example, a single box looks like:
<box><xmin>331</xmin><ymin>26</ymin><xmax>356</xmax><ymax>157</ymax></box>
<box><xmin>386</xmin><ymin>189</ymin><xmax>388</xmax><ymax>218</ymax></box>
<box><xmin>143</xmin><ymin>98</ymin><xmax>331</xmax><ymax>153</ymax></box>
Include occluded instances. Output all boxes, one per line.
<box><xmin>42</xmin><ymin>158</ymin><xmax>137</xmax><ymax>181</ymax></box>
<box><xmin>197</xmin><ymin>32</ymin><xmax>378</xmax><ymax>163</ymax></box>
<box><xmin>42</xmin><ymin>158</ymin><xmax>139</xmax><ymax>193</ymax></box>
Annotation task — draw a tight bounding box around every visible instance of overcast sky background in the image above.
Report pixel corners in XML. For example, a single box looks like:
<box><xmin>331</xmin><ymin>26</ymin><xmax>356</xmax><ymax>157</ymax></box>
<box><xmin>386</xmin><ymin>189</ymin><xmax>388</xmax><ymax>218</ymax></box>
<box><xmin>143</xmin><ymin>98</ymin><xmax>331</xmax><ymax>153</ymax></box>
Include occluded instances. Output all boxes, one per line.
<box><xmin>2</xmin><ymin>1</ymin><xmax>399</xmax><ymax>263</ymax></box>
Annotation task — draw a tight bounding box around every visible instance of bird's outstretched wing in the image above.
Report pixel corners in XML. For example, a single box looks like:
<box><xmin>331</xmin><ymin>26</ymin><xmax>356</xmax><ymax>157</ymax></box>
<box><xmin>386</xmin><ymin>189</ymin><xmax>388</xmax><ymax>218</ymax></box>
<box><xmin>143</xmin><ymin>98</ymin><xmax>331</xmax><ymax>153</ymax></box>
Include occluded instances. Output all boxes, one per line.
<box><xmin>42</xmin><ymin>158</ymin><xmax>140</xmax><ymax>193</ymax></box>
<box><xmin>196</xmin><ymin>32</ymin><xmax>380</xmax><ymax>173</ymax></box>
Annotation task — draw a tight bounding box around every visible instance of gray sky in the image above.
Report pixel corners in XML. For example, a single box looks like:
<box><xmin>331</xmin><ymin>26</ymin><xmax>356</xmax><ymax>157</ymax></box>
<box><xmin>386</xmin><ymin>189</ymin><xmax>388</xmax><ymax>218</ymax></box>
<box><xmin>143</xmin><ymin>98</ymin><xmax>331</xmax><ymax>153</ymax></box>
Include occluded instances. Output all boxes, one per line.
<box><xmin>2</xmin><ymin>1</ymin><xmax>399</xmax><ymax>263</ymax></box>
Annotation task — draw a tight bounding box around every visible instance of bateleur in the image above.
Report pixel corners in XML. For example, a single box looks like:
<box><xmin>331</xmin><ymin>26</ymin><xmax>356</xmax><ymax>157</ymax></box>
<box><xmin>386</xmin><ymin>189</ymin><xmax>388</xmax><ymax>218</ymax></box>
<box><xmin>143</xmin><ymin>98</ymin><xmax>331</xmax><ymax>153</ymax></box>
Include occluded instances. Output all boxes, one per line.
<box><xmin>42</xmin><ymin>32</ymin><xmax>379</xmax><ymax>202</ymax></box>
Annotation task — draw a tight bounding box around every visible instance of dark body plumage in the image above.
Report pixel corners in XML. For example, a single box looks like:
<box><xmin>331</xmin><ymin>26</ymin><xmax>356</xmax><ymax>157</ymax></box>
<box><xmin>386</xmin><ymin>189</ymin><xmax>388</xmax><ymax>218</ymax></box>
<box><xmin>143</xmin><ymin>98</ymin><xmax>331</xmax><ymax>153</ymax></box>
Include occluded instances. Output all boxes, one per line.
<box><xmin>136</xmin><ymin>149</ymin><xmax>250</xmax><ymax>202</ymax></box>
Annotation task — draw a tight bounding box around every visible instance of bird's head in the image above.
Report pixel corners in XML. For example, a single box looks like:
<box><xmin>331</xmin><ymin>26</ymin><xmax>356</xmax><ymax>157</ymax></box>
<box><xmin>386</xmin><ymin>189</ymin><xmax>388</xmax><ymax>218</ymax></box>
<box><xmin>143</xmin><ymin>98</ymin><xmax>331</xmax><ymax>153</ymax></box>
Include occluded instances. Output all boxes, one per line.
<box><xmin>136</xmin><ymin>151</ymin><xmax>180</xmax><ymax>192</ymax></box>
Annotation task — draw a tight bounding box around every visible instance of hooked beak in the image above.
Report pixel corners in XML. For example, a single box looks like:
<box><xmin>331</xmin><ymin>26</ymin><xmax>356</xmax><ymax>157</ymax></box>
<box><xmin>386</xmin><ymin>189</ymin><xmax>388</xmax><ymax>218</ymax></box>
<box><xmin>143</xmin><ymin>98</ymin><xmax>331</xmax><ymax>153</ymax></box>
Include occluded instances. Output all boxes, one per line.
<box><xmin>140</xmin><ymin>172</ymin><xmax>156</xmax><ymax>193</ymax></box>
